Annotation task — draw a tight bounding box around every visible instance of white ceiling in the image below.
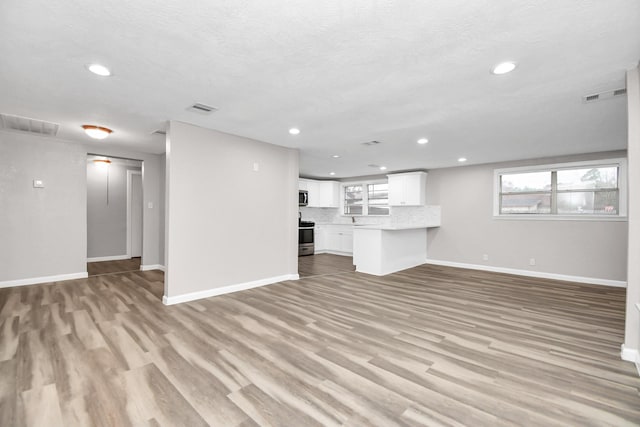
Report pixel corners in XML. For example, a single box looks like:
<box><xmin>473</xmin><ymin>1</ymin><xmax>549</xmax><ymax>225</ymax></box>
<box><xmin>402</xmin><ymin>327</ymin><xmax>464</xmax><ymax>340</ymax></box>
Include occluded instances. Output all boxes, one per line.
<box><xmin>1</xmin><ymin>0</ymin><xmax>639</xmax><ymax>178</ymax></box>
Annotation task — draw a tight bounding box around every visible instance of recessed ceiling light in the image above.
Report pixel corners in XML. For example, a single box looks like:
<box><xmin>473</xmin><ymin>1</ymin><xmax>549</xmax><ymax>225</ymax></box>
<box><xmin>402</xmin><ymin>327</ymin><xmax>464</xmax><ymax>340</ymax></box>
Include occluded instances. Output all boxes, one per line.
<box><xmin>458</xmin><ymin>157</ymin><xmax>467</xmax><ymax>163</ymax></box>
<box><xmin>491</xmin><ymin>61</ymin><xmax>516</xmax><ymax>75</ymax></box>
<box><xmin>82</xmin><ymin>125</ymin><xmax>113</xmax><ymax>139</ymax></box>
<box><xmin>289</xmin><ymin>128</ymin><xmax>300</xmax><ymax>135</ymax></box>
<box><xmin>86</xmin><ymin>64</ymin><xmax>111</xmax><ymax>77</ymax></box>
<box><xmin>379</xmin><ymin>166</ymin><xmax>387</xmax><ymax>171</ymax></box>
<box><xmin>329</xmin><ymin>172</ymin><xmax>336</xmax><ymax>176</ymax></box>
<box><xmin>417</xmin><ymin>138</ymin><xmax>429</xmax><ymax>145</ymax></box>
<box><xmin>331</xmin><ymin>154</ymin><xmax>340</xmax><ymax>158</ymax></box>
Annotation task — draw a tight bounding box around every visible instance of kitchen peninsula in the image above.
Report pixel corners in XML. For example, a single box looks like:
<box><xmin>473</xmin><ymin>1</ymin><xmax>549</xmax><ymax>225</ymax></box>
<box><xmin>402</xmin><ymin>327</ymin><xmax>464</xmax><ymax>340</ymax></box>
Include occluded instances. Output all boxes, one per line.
<box><xmin>353</xmin><ymin>223</ymin><xmax>439</xmax><ymax>276</ymax></box>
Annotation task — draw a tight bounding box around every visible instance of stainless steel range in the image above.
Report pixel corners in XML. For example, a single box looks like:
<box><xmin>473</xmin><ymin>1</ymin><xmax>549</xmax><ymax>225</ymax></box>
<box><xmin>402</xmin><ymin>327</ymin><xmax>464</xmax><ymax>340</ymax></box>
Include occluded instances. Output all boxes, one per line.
<box><xmin>298</xmin><ymin>220</ymin><xmax>315</xmax><ymax>256</ymax></box>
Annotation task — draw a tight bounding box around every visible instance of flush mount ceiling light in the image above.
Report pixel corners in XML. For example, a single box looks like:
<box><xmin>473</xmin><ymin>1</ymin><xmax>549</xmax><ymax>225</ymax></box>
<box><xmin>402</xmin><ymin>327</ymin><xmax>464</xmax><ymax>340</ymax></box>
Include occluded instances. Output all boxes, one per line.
<box><xmin>289</xmin><ymin>128</ymin><xmax>300</xmax><ymax>135</ymax></box>
<box><xmin>379</xmin><ymin>166</ymin><xmax>387</xmax><ymax>171</ymax></box>
<box><xmin>92</xmin><ymin>158</ymin><xmax>111</xmax><ymax>164</ymax></box>
<box><xmin>329</xmin><ymin>172</ymin><xmax>336</xmax><ymax>176</ymax></box>
<box><xmin>331</xmin><ymin>154</ymin><xmax>340</xmax><ymax>158</ymax></box>
<box><xmin>458</xmin><ymin>157</ymin><xmax>467</xmax><ymax>162</ymax></box>
<box><xmin>491</xmin><ymin>61</ymin><xmax>517</xmax><ymax>75</ymax></box>
<box><xmin>417</xmin><ymin>138</ymin><xmax>429</xmax><ymax>145</ymax></box>
<box><xmin>86</xmin><ymin>63</ymin><xmax>111</xmax><ymax>77</ymax></box>
<box><xmin>82</xmin><ymin>125</ymin><xmax>113</xmax><ymax>139</ymax></box>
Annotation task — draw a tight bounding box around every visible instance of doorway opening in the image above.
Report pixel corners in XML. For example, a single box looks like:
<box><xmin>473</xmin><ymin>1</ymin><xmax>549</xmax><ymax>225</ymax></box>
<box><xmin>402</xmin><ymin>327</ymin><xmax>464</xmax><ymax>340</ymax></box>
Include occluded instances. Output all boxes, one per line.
<box><xmin>86</xmin><ymin>154</ymin><xmax>144</xmax><ymax>276</ymax></box>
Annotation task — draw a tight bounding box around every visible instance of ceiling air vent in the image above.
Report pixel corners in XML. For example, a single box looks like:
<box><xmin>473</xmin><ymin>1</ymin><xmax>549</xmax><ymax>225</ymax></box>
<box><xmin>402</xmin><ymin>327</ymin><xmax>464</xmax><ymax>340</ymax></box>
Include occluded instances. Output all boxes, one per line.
<box><xmin>187</xmin><ymin>103</ymin><xmax>217</xmax><ymax>114</ymax></box>
<box><xmin>362</xmin><ymin>140</ymin><xmax>381</xmax><ymax>146</ymax></box>
<box><xmin>0</xmin><ymin>113</ymin><xmax>59</xmax><ymax>136</ymax></box>
<box><xmin>582</xmin><ymin>87</ymin><xmax>627</xmax><ymax>104</ymax></box>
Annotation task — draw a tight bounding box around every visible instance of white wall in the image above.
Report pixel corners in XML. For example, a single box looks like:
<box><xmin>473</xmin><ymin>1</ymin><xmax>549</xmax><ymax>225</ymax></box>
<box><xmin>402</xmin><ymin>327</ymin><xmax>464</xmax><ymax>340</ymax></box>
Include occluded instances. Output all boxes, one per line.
<box><xmin>0</xmin><ymin>132</ymin><xmax>87</xmax><ymax>283</ymax></box>
<box><xmin>623</xmin><ymin>65</ymin><xmax>640</xmax><ymax>361</ymax></box>
<box><xmin>86</xmin><ymin>160</ymin><xmax>141</xmax><ymax>259</ymax></box>
<box><xmin>0</xmin><ymin>130</ymin><xmax>165</xmax><ymax>286</ymax></box>
<box><xmin>426</xmin><ymin>151</ymin><xmax>628</xmax><ymax>283</ymax></box>
<box><xmin>164</xmin><ymin>121</ymin><xmax>299</xmax><ymax>302</ymax></box>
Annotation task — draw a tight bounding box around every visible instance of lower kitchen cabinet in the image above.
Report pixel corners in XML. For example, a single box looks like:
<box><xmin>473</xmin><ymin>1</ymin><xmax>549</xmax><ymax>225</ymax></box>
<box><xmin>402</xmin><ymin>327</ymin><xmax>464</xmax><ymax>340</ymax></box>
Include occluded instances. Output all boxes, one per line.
<box><xmin>315</xmin><ymin>225</ymin><xmax>353</xmax><ymax>255</ymax></box>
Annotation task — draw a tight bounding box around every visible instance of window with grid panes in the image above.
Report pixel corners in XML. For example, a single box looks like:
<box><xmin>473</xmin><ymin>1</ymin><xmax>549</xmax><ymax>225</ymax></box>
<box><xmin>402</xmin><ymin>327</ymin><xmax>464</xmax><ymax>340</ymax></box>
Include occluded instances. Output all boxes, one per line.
<box><xmin>495</xmin><ymin>159</ymin><xmax>626</xmax><ymax>218</ymax></box>
<box><xmin>342</xmin><ymin>181</ymin><xmax>389</xmax><ymax>216</ymax></box>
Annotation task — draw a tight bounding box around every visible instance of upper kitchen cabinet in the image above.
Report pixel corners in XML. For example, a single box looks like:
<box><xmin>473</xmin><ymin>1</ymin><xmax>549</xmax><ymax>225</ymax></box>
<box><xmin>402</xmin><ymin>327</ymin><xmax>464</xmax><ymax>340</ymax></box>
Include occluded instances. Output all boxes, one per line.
<box><xmin>299</xmin><ymin>179</ymin><xmax>340</xmax><ymax>208</ymax></box>
<box><xmin>388</xmin><ymin>172</ymin><xmax>427</xmax><ymax>206</ymax></box>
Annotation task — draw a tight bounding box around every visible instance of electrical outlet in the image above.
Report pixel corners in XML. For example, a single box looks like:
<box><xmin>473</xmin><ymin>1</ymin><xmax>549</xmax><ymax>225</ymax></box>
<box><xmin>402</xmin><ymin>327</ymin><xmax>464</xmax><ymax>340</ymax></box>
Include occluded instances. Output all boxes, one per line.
<box><xmin>482</xmin><ymin>254</ymin><xmax>489</xmax><ymax>261</ymax></box>
<box><xmin>529</xmin><ymin>258</ymin><xmax>536</xmax><ymax>266</ymax></box>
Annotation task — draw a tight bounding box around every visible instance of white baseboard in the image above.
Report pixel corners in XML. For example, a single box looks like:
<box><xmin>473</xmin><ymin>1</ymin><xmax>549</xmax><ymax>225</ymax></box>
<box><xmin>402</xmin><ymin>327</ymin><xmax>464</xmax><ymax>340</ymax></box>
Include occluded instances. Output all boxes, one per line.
<box><xmin>87</xmin><ymin>255</ymin><xmax>130</xmax><ymax>262</ymax></box>
<box><xmin>162</xmin><ymin>273</ymin><xmax>299</xmax><ymax>305</ymax></box>
<box><xmin>0</xmin><ymin>272</ymin><xmax>88</xmax><ymax>289</ymax></box>
<box><xmin>140</xmin><ymin>264</ymin><xmax>165</xmax><ymax>272</ymax></box>
<box><xmin>314</xmin><ymin>250</ymin><xmax>353</xmax><ymax>257</ymax></box>
<box><xmin>425</xmin><ymin>259</ymin><xmax>627</xmax><ymax>288</ymax></box>
<box><xmin>621</xmin><ymin>344</ymin><xmax>640</xmax><ymax>376</ymax></box>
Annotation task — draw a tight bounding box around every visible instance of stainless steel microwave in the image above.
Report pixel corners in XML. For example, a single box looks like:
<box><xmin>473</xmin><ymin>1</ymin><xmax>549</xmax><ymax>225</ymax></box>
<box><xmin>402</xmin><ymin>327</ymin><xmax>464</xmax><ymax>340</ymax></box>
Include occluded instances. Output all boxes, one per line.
<box><xmin>299</xmin><ymin>190</ymin><xmax>308</xmax><ymax>206</ymax></box>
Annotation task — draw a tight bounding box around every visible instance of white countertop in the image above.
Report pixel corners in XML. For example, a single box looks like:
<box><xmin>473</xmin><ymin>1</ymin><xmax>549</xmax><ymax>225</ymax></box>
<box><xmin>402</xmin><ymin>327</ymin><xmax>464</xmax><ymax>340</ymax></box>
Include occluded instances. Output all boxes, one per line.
<box><xmin>310</xmin><ymin>222</ymin><xmax>440</xmax><ymax>230</ymax></box>
<box><xmin>352</xmin><ymin>224</ymin><xmax>439</xmax><ymax>230</ymax></box>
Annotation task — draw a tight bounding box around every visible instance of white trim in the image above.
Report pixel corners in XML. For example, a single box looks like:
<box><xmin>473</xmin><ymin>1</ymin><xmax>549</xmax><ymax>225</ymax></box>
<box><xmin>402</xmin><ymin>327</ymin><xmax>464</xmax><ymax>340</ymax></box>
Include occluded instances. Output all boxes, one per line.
<box><xmin>162</xmin><ymin>274</ymin><xmax>300</xmax><ymax>305</ymax></box>
<box><xmin>492</xmin><ymin>214</ymin><xmax>627</xmax><ymax>222</ymax></box>
<box><xmin>87</xmin><ymin>255</ymin><xmax>130</xmax><ymax>262</ymax></box>
<box><xmin>621</xmin><ymin>344</ymin><xmax>638</xmax><ymax>362</ymax></box>
<box><xmin>0</xmin><ymin>272</ymin><xmax>88</xmax><ymax>289</ymax></box>
<box><xmin>127</xmin><ymin>170</ymin><xmax>143</xmax><ymax>258</ymax></box>
<box><xmin>621</xmin><ymin>344</ymin><xmax>640</xmax><ymax>375</ymax></box>
<box><xmin>315</xmin><ymin>249</ymin><xmax>353</xmax><ymax>256</ymax></box>
<box><xmin>425</xmin><ymin>259</ymin><xmax>627</xmax><ymax>288</ymax></box>
<box><xmin>140</xmin><ymin>264</ymin><xmax>165</xmax><ymax>272</ymax></box>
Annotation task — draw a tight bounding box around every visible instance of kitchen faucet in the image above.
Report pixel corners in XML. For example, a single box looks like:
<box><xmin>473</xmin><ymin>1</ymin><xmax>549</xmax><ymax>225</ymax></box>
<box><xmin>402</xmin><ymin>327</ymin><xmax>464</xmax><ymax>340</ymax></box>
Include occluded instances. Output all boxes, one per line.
<box><xmin>351</xmin><ymin>216</ymin><xmax>355</xmax><ymax>223</ymax></box>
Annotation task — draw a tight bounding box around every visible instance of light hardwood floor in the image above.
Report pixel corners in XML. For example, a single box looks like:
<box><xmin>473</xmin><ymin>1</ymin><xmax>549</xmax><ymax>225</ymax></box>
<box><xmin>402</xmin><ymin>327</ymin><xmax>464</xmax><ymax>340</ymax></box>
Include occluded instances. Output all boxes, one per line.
<box><xmin>298</xmin><ymin>253</ymin><xmax>356</xmax><ymax>278</ymax></box>
<box><xmin>87</xmin><ymin>258</ymin><xmax>142</xmax><ymax>277</ymax></box>
<box><xmin>1</xmin><ymin>264</ymin><xmax>639</xmax><ymax>426</ymax></box>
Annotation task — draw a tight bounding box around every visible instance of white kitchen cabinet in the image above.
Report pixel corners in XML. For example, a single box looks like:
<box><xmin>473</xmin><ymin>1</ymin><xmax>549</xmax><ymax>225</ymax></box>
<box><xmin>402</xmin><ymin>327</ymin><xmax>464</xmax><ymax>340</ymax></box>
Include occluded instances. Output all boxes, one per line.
<box><xmin>388</xmin><ymin>172</ymin><xmax>427</xmax><ymax>206</ymax></box>
<box><xmin>316</xmin><ymin>181</ymin><xmax>340</xmax><ymax>208</ymax></box>
<box><xmin>300</xmin><ymin>179</ymin><xmax>340</xmax><ymax>208</ymax></box>
<box><xmin>314</xmin><ymin>225</ymin><xmax>326</xmax><ymax>251</ymax></box>
<box><xmin>315</xmin><ymin>224</ymin><xmax>353</xmax><ymax>255</ymax></box>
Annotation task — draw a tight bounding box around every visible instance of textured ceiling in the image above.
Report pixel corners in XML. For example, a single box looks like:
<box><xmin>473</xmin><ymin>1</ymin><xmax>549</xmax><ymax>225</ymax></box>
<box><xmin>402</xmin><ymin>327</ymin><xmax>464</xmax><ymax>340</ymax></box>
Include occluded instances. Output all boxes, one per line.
<box><xmin>1</xmin><ymin>0</ymin><xmax>639</xmax><ymax>178</ymax></box>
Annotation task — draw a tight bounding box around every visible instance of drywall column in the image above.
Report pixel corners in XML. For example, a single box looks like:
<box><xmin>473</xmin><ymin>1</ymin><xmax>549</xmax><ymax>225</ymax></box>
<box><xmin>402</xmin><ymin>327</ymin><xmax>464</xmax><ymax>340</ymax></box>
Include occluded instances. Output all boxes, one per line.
<box><xmin>164</xmin><ymin>121</ymin><xmax>299</xmax><ymax>304</ymax></box>
<box><xmin>623</xmin><ymin>64</ymin><xmax>640</xmax><ymax>363</ymax></box>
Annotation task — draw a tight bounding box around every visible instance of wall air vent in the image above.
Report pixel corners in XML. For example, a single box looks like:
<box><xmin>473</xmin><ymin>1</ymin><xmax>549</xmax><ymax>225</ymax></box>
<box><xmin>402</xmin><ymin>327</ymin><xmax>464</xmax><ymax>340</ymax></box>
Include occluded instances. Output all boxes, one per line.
<box><xmin>582</xmin><ymin>87</ymin><xmax>627</xmax><ymax>104</ymax></box>
<box><xmin>0</xmin><ymin>113</ymin><xmax>59</xmax><ymax>136</ymax></box>
<box><xmin>362</xmin><ymin>140</ymin><xmax>381</xmax><ymax>146</ymax></box>
<box><xmin>187</xmin><ymin>103</ymin><xmax>218</xmax><ymax>114</ymax></box>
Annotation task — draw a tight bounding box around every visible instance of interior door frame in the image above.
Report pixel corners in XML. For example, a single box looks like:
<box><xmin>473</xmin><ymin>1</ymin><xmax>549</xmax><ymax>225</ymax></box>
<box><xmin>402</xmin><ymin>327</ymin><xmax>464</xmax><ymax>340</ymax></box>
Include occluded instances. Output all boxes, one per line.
<box><xmin>126</xmin><ymin>169</ymin><xmax>143</xmax><ymax>258</ymax></box>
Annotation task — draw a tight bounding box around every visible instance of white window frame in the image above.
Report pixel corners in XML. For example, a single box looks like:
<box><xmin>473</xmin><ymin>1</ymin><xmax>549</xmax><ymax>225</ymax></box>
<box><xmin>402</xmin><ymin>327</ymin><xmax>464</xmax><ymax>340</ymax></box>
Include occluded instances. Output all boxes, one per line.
<box><xmin>341</xmin><ymin>179</ymin><xmax>390</xmax><ymax>216</ymax></box>
<box><xmin>493</xmin><ymin>158</ymin><xmax>627</xmax><ymax>221</ymax></box>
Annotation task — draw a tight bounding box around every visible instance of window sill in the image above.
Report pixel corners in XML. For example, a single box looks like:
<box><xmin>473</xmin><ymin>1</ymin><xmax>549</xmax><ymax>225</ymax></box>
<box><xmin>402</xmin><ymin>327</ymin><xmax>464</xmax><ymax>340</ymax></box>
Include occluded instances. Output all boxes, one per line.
<box><xmin>493</xmin><ymin>214</ymin><xmax>627</xmax><ymax>222</ymax></box>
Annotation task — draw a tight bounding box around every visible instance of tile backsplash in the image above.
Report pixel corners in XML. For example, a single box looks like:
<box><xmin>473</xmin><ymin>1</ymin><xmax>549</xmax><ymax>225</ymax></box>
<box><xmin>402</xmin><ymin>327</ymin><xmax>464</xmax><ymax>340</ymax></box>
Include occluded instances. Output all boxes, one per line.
<box><xmin>300</xmin><ymin>205</ymin><xmax>440</xmax><ymax>226</ymax></box>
